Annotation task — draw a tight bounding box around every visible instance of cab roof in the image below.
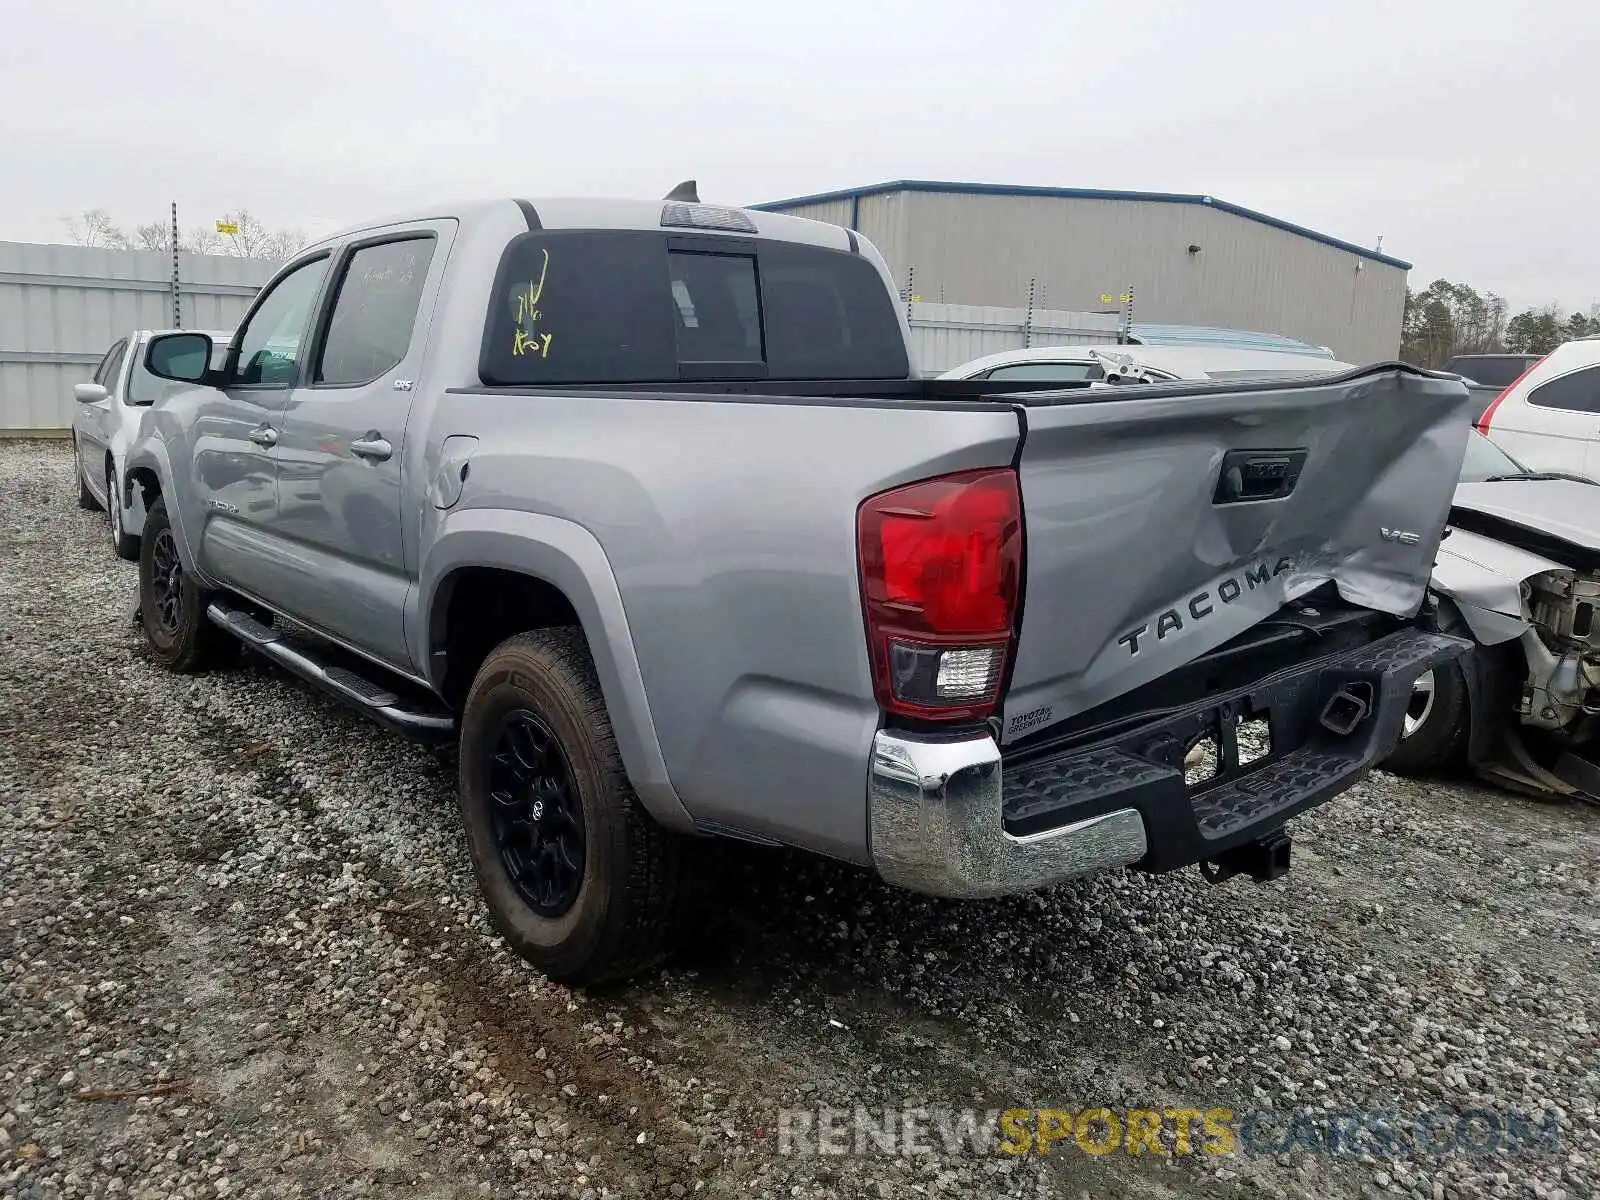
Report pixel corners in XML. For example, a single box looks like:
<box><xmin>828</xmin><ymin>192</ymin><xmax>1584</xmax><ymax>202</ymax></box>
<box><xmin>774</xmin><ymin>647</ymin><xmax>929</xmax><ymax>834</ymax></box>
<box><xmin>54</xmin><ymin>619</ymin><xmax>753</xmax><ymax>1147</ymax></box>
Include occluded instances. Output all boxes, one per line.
<box><xmin>309</xmin><ymin>197</ymin><xmax>855</xmax><ymax>255</ymax></box>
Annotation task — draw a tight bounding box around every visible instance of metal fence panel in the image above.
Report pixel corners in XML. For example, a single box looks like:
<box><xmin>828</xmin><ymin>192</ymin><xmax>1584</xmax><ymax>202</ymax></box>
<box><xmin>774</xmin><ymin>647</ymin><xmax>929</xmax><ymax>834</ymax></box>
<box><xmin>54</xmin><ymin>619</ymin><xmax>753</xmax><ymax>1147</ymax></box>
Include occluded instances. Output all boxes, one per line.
<box><xmin>908</xmin><ymin>302</ymin><xmax>1123</xmax><ymax>373</ymax></box>
<box><xmin>0</xmin><ymin>241</ymin><xmax>275</xmax><ymax>433</ymax></box>
<box><xmin>4</xmin><ymin>248</ymin><xmax>1133</xmax><ymax>426</ymax></box>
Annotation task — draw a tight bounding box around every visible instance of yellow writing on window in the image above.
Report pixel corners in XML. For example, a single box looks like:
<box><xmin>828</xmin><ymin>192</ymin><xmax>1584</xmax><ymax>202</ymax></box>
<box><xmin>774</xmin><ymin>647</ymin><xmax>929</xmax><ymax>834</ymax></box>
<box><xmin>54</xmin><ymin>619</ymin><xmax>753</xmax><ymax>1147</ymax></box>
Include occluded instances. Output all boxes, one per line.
<box><xmin>514</xmin><ymin>329</ymin><xmax>554</xmax><ymax>358</ymax></box>
<box><xmin>511</xmin><ymin>247</ymin><xmax>554</xmax><ymax>358</ymax></box>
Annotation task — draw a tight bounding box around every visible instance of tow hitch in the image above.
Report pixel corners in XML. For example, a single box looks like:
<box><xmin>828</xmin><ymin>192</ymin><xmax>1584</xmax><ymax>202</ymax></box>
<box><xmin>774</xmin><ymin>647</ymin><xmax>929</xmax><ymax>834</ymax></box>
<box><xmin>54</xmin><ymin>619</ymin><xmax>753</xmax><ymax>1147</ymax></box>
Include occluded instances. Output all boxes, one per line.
<box><xmin>1200</xmin><ymin>829</ymin><xmax>1292</xmax><ymax>885</ymax></box>
<box><xmin>1319</xmin><ymin>681</ymin><xmax>1374</xmax><ymax>736</ymax></box>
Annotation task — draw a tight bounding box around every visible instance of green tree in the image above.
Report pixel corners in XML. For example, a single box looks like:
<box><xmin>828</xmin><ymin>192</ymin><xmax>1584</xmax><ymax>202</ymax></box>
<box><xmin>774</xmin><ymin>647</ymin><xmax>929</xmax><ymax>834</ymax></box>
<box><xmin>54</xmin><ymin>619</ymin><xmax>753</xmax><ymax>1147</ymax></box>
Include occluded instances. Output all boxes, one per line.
<box><xmin>1506</xmin><ymin>307</ymin><xmax>1567</xmax><ymax>355</ymax></box>
<box><xmin>1400</xmin><ymin>279</ymin><xmax>1508</xmax><ymax>367</ymax></box>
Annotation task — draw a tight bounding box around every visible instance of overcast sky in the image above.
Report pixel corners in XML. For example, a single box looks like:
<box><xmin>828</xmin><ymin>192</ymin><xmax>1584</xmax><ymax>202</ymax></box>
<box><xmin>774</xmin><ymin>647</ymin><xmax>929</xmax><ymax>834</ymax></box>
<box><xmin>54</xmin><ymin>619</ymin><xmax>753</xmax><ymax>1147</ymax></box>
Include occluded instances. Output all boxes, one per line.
<box><xmin>2</xmin><ymin>0</ymin><xmax>1593</xmax><ymax>313</ymax></box>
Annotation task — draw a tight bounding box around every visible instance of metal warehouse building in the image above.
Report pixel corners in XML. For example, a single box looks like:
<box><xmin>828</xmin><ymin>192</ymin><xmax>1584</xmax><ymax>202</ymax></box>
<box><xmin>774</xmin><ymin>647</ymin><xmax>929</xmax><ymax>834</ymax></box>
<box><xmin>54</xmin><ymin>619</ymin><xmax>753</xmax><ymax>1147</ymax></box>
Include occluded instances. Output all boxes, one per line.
<box><xmin>753</xmin><ymin>181</ymin><xmax>1410</xmax><ymax>365</ymax></box>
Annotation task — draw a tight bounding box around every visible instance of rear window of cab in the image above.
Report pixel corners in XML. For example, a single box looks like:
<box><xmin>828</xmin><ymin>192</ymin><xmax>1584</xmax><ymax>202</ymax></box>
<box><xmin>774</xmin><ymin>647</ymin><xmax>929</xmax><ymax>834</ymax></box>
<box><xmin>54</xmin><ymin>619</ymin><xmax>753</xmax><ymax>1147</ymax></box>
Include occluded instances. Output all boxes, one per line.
<box><xmin>478</xmin><ymin>230</ymin><xmax>910</xmax><ymax>386</ymax></box>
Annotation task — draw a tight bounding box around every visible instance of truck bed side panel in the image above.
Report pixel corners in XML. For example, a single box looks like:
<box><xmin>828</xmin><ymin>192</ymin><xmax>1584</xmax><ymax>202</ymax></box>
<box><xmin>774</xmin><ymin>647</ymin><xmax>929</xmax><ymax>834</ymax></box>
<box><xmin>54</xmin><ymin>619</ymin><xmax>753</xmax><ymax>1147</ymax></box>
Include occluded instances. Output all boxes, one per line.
<box><xmin>419</xmin><ymin>391</ymin><xmax>1020</xmax><ymax>863</ymax></box>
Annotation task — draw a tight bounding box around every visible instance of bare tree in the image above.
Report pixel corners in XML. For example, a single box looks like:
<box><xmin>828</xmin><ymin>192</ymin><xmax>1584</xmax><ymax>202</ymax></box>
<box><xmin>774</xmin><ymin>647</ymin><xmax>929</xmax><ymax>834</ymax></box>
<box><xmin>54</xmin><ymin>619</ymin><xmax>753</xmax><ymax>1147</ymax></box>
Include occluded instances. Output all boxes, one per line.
<box><xmin>61</xmin><ymin>209</ymin><xmax>132</xmax><ymax>249</ymax></box>
<box><xmin>212</xmin><ymin>210</ymin><xmax>305</xmax><ymax>262</ymax></box>
<box><xmin>181</xmin><ymin>225</ymin><xmax>222</xmax><ymax>254</ymax></box>
<box><xmin>133</xmin><ymin>222</ymin><xmax>172</xmax><ymax>252</ymax></box>
<box><xmin>60</xmin><ymin>206</ymin><xmax>302</xmax><ymax>261</ymax></box>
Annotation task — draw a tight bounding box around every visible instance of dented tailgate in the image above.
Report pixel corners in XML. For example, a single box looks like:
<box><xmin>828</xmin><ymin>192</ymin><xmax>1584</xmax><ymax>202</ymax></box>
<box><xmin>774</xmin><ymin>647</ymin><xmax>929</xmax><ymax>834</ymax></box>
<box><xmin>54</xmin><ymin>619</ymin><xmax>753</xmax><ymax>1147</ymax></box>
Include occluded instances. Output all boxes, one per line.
<box><xmin>1000</xmin><ymin>366</ymin><xmax>1472</xmax><ymax>743</ymax></box>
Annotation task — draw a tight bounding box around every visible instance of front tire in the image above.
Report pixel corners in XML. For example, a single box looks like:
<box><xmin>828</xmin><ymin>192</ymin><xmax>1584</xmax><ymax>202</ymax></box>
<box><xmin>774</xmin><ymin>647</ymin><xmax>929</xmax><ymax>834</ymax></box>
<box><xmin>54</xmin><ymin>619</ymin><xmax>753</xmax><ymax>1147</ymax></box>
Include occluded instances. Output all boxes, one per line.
<box><xmin>458</xmin><ymin>629</ymin><xmax>687</xmax><ymax>985</ymax></box>
<box><xmin>107</xmin><ymin>463</ymin><xmax>139</xmax><ymax>561</ymax></box>
<box><xmin>138</xmin><ymin>498</ymin><xmax>235</xmax><ymax>672</ymax></box>
<box><xmin>1383</xmin><ymin>657</ymin><xmax>1471</xmax><ymax>773</ymax></box>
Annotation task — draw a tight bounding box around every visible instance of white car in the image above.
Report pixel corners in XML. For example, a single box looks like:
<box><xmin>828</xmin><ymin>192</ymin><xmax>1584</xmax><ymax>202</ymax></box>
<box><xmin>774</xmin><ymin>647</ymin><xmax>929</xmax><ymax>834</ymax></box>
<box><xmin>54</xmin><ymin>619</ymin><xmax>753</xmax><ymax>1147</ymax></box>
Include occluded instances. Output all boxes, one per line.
<box><xmin>72</xmin><ymin>328</ymin><xmax>231</xmax><ymax>559</ymax></box>
<box><xmin>1475</xmin><ymin>336</ymin><xmax>1600</xmax><ymax>479</ymax></box>
<box><xmin>938</xmin><ymin>343</ymin><xmax>1355</xmax><ymax>385</ymax></box>
<box><xmin>1387</xmin><ymin>430</ymin><xmax>1600</xmax><ymax>801</ymax></box>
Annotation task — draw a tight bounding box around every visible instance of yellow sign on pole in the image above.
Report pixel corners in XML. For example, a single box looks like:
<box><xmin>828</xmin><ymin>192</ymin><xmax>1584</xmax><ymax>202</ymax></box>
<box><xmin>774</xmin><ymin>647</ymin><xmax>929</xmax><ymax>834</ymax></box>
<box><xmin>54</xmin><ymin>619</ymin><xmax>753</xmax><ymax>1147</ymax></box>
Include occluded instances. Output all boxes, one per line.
<box><xmin>1100</xmin><ymin>292</ymin><xmax>1132</xmax><ymax>305</ymax></box>
<box><xmin>215</xmin><ymin>220</ymin><xmax>240</xmax><ymax>235</ymax></box>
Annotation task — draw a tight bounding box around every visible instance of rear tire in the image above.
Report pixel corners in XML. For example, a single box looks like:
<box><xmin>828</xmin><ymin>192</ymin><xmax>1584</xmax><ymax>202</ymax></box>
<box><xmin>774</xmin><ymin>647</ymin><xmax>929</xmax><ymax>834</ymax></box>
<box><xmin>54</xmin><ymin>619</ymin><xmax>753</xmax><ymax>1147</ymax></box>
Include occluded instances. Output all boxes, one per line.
<box><xmin>1383</xmin><ymin>656</ymin><xmax>1471</xmax><ymax>773</ymax></box>
<box><xmin>107</xmin><ymin>463</ymin><xmax>139</xmax><ymax>561</ymax></box>
<box><xmin>75</xmin><ymin>441</ymin><xmax>98</xmax><ymax>511</ymax></box>
<box><xmin>138</xmin><ymin>498</ymin><xmax>236</xmax><ymax>672</ymax></box>
<box><xmin>458</xmin><ymin>628</ymin><xmax>687</xmax><ymax>985</ymax></box>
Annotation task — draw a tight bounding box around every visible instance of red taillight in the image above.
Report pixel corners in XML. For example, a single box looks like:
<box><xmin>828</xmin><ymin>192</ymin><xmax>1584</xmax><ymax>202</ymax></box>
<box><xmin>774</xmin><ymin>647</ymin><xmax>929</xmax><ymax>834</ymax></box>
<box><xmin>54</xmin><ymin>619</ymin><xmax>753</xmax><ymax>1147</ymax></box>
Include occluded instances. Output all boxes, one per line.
<box><xmin>1476</xmin><ymin>355</ymin><xmax>1546</xmax><ymax>433</ymax></box>
<box><xmin>857</xmin><ymin>468</ymin><xmax>1022</xmax><ymax>722</ymax></box>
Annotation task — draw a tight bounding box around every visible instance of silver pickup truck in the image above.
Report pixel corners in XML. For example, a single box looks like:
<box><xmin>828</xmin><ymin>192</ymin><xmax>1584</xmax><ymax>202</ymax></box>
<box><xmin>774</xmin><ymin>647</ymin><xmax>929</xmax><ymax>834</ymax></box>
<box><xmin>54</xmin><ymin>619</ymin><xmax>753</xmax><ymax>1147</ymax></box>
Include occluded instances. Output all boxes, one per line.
<box><xmin>125</xmin><ymin>192</ymin><xmax>1474</xmax><ymax>983</ymax></box>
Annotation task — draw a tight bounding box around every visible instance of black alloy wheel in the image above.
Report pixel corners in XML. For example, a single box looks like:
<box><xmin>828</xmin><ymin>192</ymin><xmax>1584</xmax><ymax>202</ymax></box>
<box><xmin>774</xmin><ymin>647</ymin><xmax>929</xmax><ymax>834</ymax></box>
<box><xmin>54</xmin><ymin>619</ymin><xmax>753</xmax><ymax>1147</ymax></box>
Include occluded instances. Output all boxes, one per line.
<box><xmin>149</xmin><ymin>528</ymin><xmax>184</xmax><ymax>636</ymax></box>
<box><xmin>488</xmin><ymin>709</ymin><xmax>587</xmax><ymax>917</ymax></box>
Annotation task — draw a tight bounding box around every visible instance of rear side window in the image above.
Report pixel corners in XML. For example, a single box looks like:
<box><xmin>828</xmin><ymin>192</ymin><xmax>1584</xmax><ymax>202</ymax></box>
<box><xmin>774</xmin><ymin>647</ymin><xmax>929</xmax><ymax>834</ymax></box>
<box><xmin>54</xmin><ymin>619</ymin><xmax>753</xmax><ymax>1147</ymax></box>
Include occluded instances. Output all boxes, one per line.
<box><xmin>1445</xmin><ymin>355</ymin><xmax>1538</xmax><ymax>387</ymax></box>
<box><xmin>315</xmin><ymin>236</ymin><xmax>437</xmax><ymax>387</ymax></box>
<box><xmin>94</xmin><ymin>339</ymin><xmax>127</xmax><ymax>388</ymax></box>
<box><xmin>985</xmin><ymin>361</ymin><xmax>1102</xmax><ymax>382</ymax></box>
<box><xmin>1528</xmin><ymin>366</ymin><xmax>1600</xmax><ymax>414</ymax></box>
<box><xmin>480</xmin><ymin>230</ymin><xmax>909</xmax><ymax>385</ymax></box>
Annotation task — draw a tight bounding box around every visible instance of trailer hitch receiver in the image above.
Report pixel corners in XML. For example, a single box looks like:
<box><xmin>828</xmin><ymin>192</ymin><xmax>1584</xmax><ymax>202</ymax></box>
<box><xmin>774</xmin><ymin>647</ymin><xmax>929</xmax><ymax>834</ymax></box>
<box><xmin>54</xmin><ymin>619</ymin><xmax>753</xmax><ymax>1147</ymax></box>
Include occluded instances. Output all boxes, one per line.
<box><xmin>1201</xmin><ymin>829</ymin><xmax>1292</xmax><ymax>885</ymax></box>
<box><xmin>1319</xmin><ymin>681</ymin><xmax>1373</xmax><ymax>736</ymax></box>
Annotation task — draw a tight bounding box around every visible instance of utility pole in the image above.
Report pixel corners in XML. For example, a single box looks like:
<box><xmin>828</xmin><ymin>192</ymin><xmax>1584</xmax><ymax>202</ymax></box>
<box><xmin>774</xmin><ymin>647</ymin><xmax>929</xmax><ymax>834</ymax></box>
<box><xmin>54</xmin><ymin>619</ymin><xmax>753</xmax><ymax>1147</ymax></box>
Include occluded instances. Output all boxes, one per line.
<box><xmin>170</xmin><ymin>202</ymin><xmax>182</xmax><ymax>327</ymax></box>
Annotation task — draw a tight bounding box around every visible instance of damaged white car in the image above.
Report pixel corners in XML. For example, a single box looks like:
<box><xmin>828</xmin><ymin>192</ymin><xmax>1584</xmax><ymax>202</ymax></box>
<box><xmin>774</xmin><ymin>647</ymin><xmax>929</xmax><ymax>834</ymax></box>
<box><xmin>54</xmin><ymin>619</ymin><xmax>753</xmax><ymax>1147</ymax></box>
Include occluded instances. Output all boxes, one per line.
<box><xmin>1385</xmin><ymin>431</ymin><xmax>1600</xmax><ymax>800</ymax></box>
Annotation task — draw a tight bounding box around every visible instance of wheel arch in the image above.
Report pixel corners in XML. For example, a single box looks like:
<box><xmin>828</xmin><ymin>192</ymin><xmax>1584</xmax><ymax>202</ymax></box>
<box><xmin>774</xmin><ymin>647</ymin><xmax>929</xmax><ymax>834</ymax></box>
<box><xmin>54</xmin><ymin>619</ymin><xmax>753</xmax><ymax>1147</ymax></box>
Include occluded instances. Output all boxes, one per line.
<box><xmin>417</xmin><ymin>509</ymin><xmax>692</xmax><ymax>832</ymax></box>
<box><xmin>123</xmin><ymin>441</ymin><xmax>193</xmax><ymax>565</ymax></box>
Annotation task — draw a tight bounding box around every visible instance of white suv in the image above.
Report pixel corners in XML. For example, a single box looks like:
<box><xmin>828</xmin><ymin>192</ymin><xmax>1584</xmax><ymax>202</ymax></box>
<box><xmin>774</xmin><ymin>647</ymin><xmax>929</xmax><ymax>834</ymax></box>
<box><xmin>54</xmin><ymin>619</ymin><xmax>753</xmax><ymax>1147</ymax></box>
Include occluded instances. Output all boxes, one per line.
<box><xmin>1475</xmin><ymin>337</ymin><xmax>1600</xmax><ymax>478</ymax></box>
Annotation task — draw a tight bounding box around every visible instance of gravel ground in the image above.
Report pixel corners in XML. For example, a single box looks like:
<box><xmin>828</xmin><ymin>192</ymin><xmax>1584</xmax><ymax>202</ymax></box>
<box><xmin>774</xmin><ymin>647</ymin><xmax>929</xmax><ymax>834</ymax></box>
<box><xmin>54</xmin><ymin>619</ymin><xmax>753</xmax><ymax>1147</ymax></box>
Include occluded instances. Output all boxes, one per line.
<box><xmin>3</xmin><ymin>439</ymin><xmax>1598</xmax><ymax>1200</ymax></box>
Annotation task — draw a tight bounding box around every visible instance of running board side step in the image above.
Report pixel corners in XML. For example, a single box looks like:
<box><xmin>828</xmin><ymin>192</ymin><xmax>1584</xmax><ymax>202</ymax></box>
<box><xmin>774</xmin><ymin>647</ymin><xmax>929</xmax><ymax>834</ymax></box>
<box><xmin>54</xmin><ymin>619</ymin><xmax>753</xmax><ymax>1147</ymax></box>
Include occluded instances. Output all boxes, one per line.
<box><xmin>206</xmin><ymin>603</ymin><xmax>456</xmax><ymax>738</ymax></box>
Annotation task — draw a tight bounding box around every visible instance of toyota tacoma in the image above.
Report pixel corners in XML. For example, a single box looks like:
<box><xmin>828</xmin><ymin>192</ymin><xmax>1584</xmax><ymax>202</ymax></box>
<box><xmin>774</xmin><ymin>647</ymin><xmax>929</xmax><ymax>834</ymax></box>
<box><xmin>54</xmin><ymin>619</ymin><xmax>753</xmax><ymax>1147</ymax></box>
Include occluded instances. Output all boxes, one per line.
<box><xmin>123</xmin><ymin>188</ymin><xmax>1474</xmax><ymax>983</ymax></box>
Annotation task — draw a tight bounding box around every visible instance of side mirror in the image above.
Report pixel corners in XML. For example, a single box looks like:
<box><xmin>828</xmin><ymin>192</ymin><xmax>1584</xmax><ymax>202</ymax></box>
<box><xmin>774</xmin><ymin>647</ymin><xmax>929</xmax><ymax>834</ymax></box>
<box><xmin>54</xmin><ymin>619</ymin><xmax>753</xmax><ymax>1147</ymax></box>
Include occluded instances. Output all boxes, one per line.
<box><xmin>145</xmin><ymin>331</ymin><xmax>217</xmax><ymax>384</ymax></box>
<box><xmin>73</xmin><ymin>382</ymin><xmax>108</xmax><ymax>404</ymax></box>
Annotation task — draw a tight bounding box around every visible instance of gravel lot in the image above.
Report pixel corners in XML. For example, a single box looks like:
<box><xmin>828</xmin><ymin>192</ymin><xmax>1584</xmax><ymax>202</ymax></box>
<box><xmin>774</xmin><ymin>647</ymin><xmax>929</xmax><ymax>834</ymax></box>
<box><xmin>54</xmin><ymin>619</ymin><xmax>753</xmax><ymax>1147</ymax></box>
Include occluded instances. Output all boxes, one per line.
<box><xmin>3</xmin><ymin>439</ymin><xmax>1598</xmax><ymax>1200</ymax></box>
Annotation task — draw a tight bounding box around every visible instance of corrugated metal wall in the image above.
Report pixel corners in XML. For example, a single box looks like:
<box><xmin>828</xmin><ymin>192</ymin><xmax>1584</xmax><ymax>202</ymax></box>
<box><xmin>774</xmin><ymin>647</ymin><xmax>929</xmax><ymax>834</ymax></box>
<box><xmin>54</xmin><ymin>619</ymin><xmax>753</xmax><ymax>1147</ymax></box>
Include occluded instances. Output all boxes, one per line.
<box><xmin>768</xmin><ymin>190</ymin><xmax>1407</xmax><ymax>365</ymax></box>
<box><xmin>0</xmin><ymin>242</ymin><xmax>275</xmax><ymax>433</ymax></box>
<box><xmin>907</xmin><ymin>302</ymin><xmax>1121</xmax><ymax>373</ymax></box>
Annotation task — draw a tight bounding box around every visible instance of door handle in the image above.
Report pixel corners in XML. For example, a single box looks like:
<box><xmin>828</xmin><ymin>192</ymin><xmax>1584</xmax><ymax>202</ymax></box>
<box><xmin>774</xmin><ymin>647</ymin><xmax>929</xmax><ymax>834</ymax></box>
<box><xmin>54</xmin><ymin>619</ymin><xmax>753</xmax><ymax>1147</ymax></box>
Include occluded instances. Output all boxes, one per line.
<box><xmin>350</xmin><ymin>434</ymin><xmax>393</xmax><ymax>462</ymax></box>
<box><xmin>249</xmin><ymin>425</ymin><xmax>279</xmax><ymax>448</ymax></box>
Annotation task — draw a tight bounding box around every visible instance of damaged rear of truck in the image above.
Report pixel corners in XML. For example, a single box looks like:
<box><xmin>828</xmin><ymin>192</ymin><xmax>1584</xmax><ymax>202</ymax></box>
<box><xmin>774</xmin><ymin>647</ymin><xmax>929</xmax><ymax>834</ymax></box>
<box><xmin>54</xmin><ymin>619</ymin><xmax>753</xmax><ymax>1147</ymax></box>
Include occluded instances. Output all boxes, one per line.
<box><xmin>868</xmin><ymin>367</ymin><xmax>1475</xmax><ymax>897</ymax></box>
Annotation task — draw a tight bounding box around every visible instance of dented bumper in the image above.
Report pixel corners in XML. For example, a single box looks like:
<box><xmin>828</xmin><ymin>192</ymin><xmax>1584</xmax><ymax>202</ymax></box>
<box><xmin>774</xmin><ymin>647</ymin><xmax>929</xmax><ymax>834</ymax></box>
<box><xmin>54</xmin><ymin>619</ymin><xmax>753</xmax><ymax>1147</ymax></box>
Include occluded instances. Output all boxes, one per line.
<box><xmin>868</xmin><ymin>628</ymin><xmax>1472</xmax><ymax>899</ymax></box>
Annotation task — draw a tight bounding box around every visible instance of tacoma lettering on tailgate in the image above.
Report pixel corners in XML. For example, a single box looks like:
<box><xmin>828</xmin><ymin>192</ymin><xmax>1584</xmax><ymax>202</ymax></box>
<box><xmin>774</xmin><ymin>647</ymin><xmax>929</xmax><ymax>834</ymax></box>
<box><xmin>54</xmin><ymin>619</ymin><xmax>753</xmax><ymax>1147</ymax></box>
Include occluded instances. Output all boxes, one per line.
<box><xmin>1117</xmin><ymin>556</ymin><xmax>1296</xmax><ymax>657</ymax></box>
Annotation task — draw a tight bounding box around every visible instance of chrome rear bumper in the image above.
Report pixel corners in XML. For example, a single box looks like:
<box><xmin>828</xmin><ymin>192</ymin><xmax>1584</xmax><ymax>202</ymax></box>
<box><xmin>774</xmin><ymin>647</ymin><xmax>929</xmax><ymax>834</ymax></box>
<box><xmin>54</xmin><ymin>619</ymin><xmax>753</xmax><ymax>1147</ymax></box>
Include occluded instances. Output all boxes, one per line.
<box><xmin>867</xmin><ymin>730</ymin><xmax>1147</xmax><ymax>899</ymax></box>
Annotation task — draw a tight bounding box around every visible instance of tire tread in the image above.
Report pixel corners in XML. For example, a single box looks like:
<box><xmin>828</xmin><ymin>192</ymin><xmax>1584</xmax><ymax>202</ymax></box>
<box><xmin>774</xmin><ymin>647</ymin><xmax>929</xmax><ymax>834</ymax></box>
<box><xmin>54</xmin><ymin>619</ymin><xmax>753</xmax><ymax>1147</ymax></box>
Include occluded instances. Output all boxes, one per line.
<box><xmin>75</xmin><ymin>444</ymin><xmax>98</xmax><ymax>511</ymax></box>
<box><xmin>462</xmin><ymin>628</ymin><xmax>687</xmax><ymax>985</ymax></box>
<box><xmin>108</xmin><ymin>463</ymin><xmax>139</xmax><ymax>561</ymax></box>
<box><xmin>139</xmin><ymin>498</ymin><xmax>236</xmax><ymax>673</ymax></box>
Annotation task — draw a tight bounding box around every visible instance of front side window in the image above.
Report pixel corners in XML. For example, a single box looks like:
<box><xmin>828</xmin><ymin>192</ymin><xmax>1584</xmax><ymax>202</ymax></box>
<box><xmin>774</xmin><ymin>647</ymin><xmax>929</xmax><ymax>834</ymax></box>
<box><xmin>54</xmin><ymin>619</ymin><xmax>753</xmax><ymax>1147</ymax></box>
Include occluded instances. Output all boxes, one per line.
<box><xmin>1528</xmin><ymin>367</ymin><xmax>1600</xmax><ymax>415</ymax></box>
<box><xmin>230</xmin><ymin>256</ymin><xmax>330</xmax><ymax>388</ymax></box>
<box><xmin>316</xmin><ymin>237</ymin><xmax>436</xmax><ymax>387</ymax></box>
